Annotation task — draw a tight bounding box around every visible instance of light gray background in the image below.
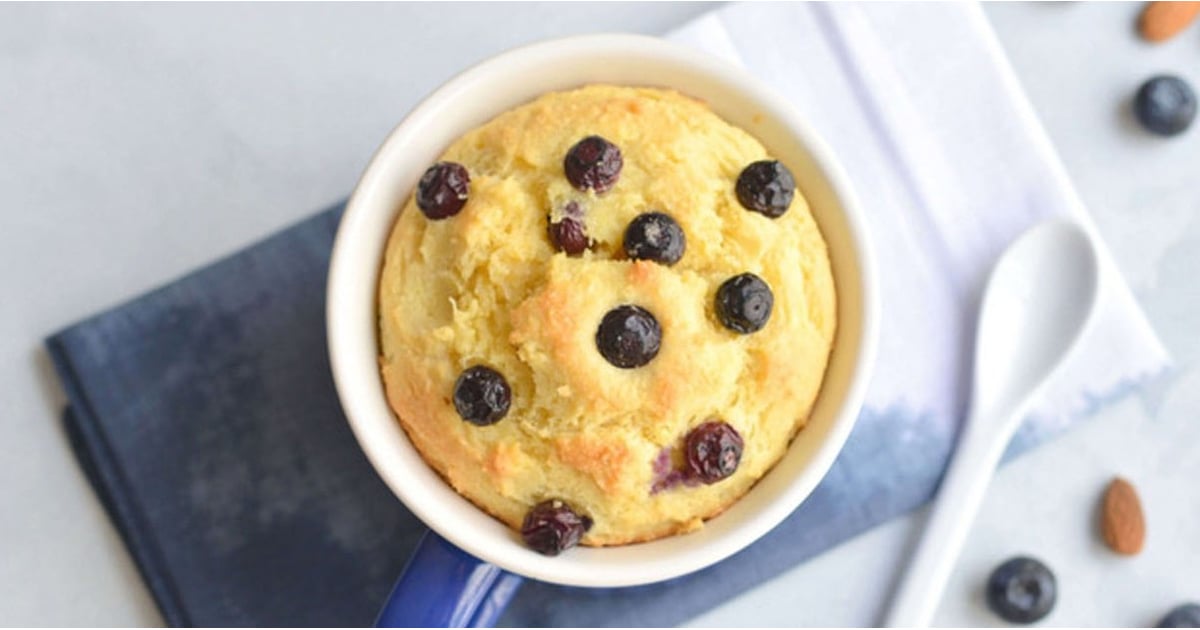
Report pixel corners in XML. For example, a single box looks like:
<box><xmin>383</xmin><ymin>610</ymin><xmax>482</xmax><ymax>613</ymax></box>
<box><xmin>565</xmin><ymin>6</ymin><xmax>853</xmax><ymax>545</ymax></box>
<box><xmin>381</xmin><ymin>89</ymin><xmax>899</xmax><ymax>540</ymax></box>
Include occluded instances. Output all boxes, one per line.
<box><xmin>1</xmin><ymin>2</ymin><xmax>1196</xmax><ymax>626</ymax></box>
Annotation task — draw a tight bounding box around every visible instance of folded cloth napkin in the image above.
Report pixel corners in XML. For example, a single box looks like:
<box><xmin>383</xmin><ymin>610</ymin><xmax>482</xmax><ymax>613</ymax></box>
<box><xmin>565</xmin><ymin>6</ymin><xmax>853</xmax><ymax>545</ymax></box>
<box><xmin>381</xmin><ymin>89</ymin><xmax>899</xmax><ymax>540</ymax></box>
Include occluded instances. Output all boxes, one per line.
<box><xmin>48</xmin><ymin>2</ymin><xmax>1169</xmax><ymax>627</ymax></box>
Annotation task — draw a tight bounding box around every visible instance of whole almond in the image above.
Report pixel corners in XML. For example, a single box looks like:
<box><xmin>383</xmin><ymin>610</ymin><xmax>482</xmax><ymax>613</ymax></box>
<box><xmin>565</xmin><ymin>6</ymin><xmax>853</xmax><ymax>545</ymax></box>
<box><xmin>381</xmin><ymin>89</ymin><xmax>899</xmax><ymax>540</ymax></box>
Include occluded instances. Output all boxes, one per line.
<box><xmin>1101</xmin><ymin>477</ymin><xmax>1146</xmax><ymax>555</ymax></box>
<box><xmin>1139</xmin><ymin>1</ymin><xmax>1200</xmax><ymax>43</ymax></box>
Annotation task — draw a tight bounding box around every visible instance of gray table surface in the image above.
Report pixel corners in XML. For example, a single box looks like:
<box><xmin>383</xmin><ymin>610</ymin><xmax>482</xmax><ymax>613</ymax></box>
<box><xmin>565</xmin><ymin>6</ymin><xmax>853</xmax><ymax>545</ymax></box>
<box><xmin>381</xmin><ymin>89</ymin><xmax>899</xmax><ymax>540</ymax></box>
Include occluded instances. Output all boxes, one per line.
<box><xmin>1</xmin><ymin>2</ymin><xmax>1196</xmax><ymax>626</ymax></box>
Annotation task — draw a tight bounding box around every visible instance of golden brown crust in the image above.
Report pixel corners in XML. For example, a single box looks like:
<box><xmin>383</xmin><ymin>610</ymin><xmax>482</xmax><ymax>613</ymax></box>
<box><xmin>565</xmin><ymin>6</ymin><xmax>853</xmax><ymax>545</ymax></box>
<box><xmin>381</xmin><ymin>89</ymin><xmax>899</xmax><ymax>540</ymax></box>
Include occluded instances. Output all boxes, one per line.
<box><xmin>378</xmin><ymin>85</ymin><xmax>836</xmax><ymax>546</ymax></box>
<box><xmin>553</xmin><ymin>435</ymin><xmax>631</xmax><ymax>496</ymax></box>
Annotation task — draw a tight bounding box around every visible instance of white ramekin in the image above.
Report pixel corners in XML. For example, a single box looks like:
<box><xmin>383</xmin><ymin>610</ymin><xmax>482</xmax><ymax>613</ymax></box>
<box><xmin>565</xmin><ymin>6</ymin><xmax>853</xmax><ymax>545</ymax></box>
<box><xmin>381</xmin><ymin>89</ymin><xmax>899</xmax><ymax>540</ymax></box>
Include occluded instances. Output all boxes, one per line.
<box><xmin>327</xmin><ymin>33</ymin><xmax>878</xmax><ymax>588</ymax></box>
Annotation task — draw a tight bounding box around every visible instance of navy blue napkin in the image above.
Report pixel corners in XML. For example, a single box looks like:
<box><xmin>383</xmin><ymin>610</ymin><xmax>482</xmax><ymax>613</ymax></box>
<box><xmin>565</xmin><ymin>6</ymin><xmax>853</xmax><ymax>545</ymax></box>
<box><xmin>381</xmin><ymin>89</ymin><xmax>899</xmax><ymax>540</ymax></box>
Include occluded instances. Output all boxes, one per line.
<box><xmin>48</xmin><ymin>205</ymin><xmax>428</xmax><ymax>626</ymax></box>
<box><xmin>46</xmin><ymin>204</ymin><xmax>946</xmax><ymax>627</ymax></box>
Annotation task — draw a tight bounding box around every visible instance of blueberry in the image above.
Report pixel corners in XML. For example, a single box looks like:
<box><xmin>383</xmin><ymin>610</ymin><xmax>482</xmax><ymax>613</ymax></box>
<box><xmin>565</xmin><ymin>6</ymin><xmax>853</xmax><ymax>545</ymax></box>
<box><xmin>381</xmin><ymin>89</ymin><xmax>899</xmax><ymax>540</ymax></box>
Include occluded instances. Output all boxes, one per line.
<box><xmin>564</xmin><ymin>135</ymin><xmax>623</xmax><ymax>193</ymax></box>
<box><xmin>1159</xmin><ymin>603</ymin><xmax>1200</xmax><ymax>628</ymax></box>
<box><xmin>1134</xmin><ymin>75</ymin><xmax>1196</xmax><ymax>137</ymax></box>
<box><xmin>549</xmin><ymin>217</ymin><xmax>590</xmax><ymax>256</ymax></box>
<box><xmin>416</xmin><ymin>161</ymin><xmax>470</xmax><ymax>219</ymax></box>
<box><xmin>520</xmin><ymin>499</ymin><xmax>592</xmax><ymax>556</ymax></box>
<box><xmin>452</xmin><ymin>366</ymin><xmax>511</xmax><ymax>426</ymax></box>
<box><xmin>735</xmin><ymin>160</ymin><xmax>795</xmax><ymax>218</ymax></box>
<box><xmin>986</xmin><ymin>556</ymin><xmax>1057</xmax><ymax>625</ymax></box>
<box><xmin>595</xmin><ymin>305</ymin><xmax>661</xmax><ymax>369</ymax></box>
<box><xmin>715</xmin><ymin>273</ymin><xmax>774</xmax><ymax>334</ymax></box>
<box><xmin>684</xmin><ymin>421</ymin><xmax>744</xmax><ymax>484</ymax></box>
<box><xmin>623</xmin><ymin>212</ymin><xmax>686</xmax><ymax>266</ymax></box>
<box><xmin>549</xmin><ymin>201</ymin><xmax>591</xmax><ymax>256</ymax></box>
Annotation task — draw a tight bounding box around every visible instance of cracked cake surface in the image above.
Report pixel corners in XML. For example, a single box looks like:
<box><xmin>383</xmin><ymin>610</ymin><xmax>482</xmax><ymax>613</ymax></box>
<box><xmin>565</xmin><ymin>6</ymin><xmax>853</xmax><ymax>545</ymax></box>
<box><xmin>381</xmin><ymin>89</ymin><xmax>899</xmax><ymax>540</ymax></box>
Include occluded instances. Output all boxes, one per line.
<box><xmin>378</xmin><ymin>84</ymin><xmax>836</xmax><ymax>547</ymax></box>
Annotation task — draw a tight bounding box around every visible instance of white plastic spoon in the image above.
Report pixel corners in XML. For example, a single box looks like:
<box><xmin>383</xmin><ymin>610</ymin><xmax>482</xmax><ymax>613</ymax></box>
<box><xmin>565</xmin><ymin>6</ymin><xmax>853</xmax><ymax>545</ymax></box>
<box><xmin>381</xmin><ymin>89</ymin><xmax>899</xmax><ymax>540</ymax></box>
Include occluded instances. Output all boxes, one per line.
<box><xmin>885</xmin><ymin>220</ymin><xmax>1101</xmax><ymax>627</ymax></box>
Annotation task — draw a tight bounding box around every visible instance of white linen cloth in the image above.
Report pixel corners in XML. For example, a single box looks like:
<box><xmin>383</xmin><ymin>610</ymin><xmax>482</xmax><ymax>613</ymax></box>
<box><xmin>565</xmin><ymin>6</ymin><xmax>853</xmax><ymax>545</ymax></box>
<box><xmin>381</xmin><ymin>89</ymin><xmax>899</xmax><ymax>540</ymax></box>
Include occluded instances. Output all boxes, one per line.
<box><xmin>670</xmin><ymin>3</ymin><xmax>1169</xmax><ymax>453</ymax></box>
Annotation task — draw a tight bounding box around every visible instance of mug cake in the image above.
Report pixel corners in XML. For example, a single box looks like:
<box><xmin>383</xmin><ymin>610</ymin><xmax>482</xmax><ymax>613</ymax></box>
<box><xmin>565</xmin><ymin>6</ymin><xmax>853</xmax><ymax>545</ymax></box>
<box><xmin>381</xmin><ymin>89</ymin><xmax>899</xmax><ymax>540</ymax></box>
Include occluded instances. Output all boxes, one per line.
<box><xmin>377</xmin><ymin>85</ymin><xmax>836</xmax><ymax>554</ymax></box>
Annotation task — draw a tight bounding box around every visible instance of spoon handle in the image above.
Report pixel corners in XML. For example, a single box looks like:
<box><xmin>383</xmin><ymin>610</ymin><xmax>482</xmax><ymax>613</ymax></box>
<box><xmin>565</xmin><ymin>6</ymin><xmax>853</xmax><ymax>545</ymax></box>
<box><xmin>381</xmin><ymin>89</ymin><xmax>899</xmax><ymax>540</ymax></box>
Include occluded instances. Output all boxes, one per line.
<box><xmin>884</xmin><ymin>408</ymin><xmax>1017</xmax><ymax>627</ymax></box>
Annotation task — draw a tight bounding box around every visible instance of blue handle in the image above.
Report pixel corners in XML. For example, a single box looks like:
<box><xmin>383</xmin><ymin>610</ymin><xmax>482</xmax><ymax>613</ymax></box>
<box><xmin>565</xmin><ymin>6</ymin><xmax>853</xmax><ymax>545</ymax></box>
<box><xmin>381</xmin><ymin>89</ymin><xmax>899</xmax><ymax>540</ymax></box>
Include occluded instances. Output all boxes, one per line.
<box><xmin>375</xmin><ymin>530</ymin><xmax>523</xmax><ymax>628</ymax></box>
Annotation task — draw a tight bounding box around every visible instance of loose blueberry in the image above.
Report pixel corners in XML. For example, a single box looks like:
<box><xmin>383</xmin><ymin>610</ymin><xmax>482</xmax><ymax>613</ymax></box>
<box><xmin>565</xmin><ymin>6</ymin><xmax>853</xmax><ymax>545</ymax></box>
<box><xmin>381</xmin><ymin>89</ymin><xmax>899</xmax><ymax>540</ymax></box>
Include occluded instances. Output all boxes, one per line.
<box><xmin>548</xmin><ymin>201</ymin><xmax>591</xmax><ymax>256</ymax></box>
<box><xmin>735</xmin><ymin>160</ymin><xmax>795</xmax><ymax>218</ymax></box>
<box><xmin>715</xmin><ymin>273</ymin><xmax>774</xmax><ymax>334</ymax></box>
<box><xmin>595</xmin><ymin>305</ymin><xmax>661</xmax><ymax>369</ymax></box>
<box><xmin>1134</xmin><ymin>75</ymin><xmax>1196</xmax><ymax>137</ymax></box>
<box><xmin>416</xmin><ymin>161</ymin><xmax>470</xmax><ymax>219</ymax></box>
<box><xmin>1160</xmin><ymin>604</ymin><xmax>1200</xmax><ymax>628</ymax></box>
<box><xmin>684</xmin><ymin>421</ymin><xmax>744</xmax><ymax>484</ymax></box>
<box><xmin>624</xmin><ymin>212</ymin><xmax>686</xmax><ymax>266</ymax></box>
<box><xmin>564</xmin><ymin>135</ymin><xmax>623</xmax><ymax>193</ymax></box>
<box><xmin>986</xmin><ymin>556</ymin><xmax>1057</xmax><ymax>625</ymax></box>
<box><xmin>452</xmin><ymin>366</ymin><xmax>511</xmax><ymax>426</ymax></box>
<box><xmin>520</xmin><ymin>499</ymin><xmax>592</xmax><ymax>556</ymax></box>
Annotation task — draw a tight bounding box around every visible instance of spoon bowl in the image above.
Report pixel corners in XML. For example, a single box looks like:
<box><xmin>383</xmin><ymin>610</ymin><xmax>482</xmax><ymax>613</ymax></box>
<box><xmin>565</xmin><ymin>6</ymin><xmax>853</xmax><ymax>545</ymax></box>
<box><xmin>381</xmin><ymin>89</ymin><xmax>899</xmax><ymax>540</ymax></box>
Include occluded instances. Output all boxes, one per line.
<box><xmin>973</xmin><ymin>220</ymin><xmax>1102</xmax><ymax>423</ymax></box>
